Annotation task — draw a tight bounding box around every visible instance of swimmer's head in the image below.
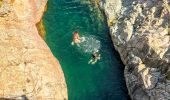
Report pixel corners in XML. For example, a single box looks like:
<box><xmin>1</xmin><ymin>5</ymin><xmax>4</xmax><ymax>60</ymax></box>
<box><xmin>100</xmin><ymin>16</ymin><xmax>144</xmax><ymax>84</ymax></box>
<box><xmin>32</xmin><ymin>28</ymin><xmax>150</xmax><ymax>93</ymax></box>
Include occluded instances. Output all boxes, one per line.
<box><xmin>74</xmin><ymin>31</ymin><xmax>78</xmax><ymax>34</ymax></box>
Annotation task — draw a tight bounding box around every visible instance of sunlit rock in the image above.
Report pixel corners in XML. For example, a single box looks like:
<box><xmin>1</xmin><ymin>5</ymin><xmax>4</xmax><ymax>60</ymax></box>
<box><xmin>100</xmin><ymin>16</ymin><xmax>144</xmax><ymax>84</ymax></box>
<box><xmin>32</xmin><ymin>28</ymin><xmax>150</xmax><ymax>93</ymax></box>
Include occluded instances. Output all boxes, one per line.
<box><xmin>0</xmin><ymin>0</ymin><xmax>67</xmax><ymax>99</ymax></box>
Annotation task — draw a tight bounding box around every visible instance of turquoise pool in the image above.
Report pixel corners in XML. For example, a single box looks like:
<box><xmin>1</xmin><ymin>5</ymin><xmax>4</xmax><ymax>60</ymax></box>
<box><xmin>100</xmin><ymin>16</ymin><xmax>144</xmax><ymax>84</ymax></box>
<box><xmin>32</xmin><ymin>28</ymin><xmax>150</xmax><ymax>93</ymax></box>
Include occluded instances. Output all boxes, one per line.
<box><xmin>43</xmin><ymin>0</ymin><xmax>130</xmax><ymax>99</ymax></box>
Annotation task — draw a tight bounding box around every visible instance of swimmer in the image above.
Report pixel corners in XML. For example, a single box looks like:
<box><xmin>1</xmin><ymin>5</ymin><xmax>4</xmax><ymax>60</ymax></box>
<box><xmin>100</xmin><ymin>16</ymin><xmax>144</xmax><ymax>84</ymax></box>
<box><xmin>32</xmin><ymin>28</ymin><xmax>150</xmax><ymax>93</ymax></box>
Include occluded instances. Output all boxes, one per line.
<box><xmin>88</xmin><ymin>49</ymin><xmax>101</xmax><ymax>64</ymax></box>
<box><xmin>71</xmin><ymin>31</ymin><xmax>81</xmax><ymax>45</ymax></box>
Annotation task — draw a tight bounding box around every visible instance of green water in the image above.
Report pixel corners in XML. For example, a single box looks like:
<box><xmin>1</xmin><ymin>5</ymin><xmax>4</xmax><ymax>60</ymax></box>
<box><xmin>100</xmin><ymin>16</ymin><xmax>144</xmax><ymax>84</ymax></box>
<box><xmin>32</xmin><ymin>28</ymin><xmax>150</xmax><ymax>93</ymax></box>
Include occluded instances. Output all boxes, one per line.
<box><xmin>43</xmin><ymin>0</ymin><xmax>130</xmax><ymax>100</ymax></box>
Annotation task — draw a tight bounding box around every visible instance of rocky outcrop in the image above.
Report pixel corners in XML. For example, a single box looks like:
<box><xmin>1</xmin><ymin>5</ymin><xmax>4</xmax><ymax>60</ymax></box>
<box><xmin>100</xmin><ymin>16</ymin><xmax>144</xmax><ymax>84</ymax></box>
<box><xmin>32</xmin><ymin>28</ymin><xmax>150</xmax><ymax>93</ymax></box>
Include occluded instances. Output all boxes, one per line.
<box><xmin>100</xmin><ymin>0</ymin><xmax>170</xmax><ymax>99</ymax></box>
<box><xmin>0</xmin><ymin>0</ymin><xmax>67</xmax><ymax>99</ymax></box>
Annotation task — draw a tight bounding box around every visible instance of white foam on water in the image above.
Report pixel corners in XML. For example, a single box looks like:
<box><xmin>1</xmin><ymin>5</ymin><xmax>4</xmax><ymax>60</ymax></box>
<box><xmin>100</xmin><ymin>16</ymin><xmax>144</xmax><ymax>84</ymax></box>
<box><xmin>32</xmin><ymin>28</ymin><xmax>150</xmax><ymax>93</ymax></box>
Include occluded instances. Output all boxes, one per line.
<box><xmin>78</xmin><ymin>35</ymin><xmax>101</xmax><ymax>53</ymax></box>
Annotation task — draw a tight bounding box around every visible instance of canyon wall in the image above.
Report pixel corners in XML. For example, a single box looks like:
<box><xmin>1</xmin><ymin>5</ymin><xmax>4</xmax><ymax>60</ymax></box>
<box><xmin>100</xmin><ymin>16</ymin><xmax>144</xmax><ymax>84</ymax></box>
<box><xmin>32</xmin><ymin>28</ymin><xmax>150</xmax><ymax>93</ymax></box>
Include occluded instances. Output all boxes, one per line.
<box><xmin>100</xmin><ymin>0</ymin><xmax>170</xmax><ymax>99</ymax></box>
<box><xmin>0</xmin><ymin>0</ymin><xmax>67</xmax><ymax>99</ymax></box>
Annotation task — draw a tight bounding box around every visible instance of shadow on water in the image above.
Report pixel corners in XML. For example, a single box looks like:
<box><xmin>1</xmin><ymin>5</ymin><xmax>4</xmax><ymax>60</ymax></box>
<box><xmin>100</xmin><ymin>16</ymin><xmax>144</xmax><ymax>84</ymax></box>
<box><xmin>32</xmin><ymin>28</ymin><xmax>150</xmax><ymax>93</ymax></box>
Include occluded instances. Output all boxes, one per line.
<box><xmin>43</xmin><ymin>0</ymin><xmax>130</xmax><ymax>100</ymax></box>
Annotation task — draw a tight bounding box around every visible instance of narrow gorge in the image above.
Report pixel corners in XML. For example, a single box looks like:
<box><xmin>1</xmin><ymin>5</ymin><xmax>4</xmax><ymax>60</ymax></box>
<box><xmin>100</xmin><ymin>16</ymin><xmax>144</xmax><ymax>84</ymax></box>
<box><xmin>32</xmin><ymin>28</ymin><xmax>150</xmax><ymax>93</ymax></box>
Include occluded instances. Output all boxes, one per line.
<box><xmin>43</xmin><ymin>0</ymin><xmax>129</xmax><ymax>99</ymax></box>
<box><xmin>0</xmin><ymin>0</ymin><xmax>169</xmax><ymax>100</ymax></box>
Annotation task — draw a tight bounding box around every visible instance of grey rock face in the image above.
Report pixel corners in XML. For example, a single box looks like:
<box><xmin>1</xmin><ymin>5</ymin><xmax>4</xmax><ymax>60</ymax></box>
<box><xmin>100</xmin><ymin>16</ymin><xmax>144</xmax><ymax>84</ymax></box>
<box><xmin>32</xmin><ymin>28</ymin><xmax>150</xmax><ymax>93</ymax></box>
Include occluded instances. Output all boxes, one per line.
<box><xmin>100</xmin><ymin>0</ymin><xmax>170</xmax><ymax>99</ymax></box>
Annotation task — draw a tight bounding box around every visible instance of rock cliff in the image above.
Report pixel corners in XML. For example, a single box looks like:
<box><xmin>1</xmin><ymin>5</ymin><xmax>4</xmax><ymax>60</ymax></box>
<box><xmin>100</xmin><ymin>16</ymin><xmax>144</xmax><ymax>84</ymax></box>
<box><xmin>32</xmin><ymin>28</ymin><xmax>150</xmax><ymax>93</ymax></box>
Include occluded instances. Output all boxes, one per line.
<box><xmin>100</xmin><ymin>0</ymin><xmax>170</xmax><ymax>99</ymax></box>
<box><xmin>0</xmin><ymin>0</ymin><xmax>67</xmax><ymax>99</ymax></box>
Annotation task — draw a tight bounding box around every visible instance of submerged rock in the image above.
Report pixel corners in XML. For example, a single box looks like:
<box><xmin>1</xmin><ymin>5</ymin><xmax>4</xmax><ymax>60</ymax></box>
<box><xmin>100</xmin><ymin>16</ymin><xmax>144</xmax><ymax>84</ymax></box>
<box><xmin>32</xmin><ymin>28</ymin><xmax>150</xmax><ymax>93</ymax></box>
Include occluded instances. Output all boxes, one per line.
<box><xmin>0</xmin><ymin>0</ymin><xmax>67</xmax><ymax>99</ymax></box>
<box><xmin>100</xmin><ymin>0</ymin><xmax>170</xmax><ymax>99</ymax></box>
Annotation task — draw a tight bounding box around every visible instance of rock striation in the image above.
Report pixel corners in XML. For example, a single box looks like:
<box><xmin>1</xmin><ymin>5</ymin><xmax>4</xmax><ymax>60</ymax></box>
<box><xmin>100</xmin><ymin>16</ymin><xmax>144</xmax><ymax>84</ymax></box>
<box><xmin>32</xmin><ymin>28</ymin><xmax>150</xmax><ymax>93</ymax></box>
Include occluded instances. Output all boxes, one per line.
<box><xmin>0</xmin><ymin>0</ymin><xmax>67</xmax><ymax>99</ymax></box>
<box><xmin>100</xmin><ymin>0</ymin><xmax>170</xmax><ymax>99</ymax></box>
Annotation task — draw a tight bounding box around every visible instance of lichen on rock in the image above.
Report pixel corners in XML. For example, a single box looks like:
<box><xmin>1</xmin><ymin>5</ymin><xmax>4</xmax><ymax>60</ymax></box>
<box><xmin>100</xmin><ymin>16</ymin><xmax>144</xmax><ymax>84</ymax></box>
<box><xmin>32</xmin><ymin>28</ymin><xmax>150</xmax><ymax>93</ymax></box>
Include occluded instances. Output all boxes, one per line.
<box><xmin>36</xmin><ymin>19</ymin><xmax>46</xmax><ymax>39</ymax></box>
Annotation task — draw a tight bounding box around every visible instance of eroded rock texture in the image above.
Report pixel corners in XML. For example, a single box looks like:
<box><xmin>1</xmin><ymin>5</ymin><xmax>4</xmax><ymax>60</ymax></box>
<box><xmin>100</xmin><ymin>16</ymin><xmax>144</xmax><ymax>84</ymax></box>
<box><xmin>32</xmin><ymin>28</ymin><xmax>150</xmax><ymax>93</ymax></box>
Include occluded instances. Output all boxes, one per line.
<box><xmin>100</xmin><ymin>0</ymin><xmax>170</xmax><ymax>99</ymax></box>
<box><xmin>0</xmin><ymin>0</ymin><xmax>67</xmax><ymax>99</ymax></box>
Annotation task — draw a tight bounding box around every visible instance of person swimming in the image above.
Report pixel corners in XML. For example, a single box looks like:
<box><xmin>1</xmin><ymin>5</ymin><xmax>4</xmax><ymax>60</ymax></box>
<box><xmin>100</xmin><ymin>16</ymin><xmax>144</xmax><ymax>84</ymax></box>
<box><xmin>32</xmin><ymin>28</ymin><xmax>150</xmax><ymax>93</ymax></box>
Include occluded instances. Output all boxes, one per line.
<box><xmin>71</xmin><ymin>31</ymin><xmax>86</xmax><ymax>46</ymax></box>
<box><xmin>88</xmin><ymin>49</ymin><xmax>101</xmax><ymax>64</ymax></box>
<box><xmin>71</xmin><ymin>31</ymin><xmax>81</xmax><ymax>45</ymax></box>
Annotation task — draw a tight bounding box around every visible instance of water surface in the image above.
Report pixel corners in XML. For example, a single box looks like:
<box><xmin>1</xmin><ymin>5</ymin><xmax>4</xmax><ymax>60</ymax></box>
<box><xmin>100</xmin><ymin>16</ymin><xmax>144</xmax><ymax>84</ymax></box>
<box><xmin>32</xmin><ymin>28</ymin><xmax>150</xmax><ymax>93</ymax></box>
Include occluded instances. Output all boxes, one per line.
<box><xmin>43</xmin><ymin>0</ymin><xmax>130</xmax><ymax>99</ymax></box>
